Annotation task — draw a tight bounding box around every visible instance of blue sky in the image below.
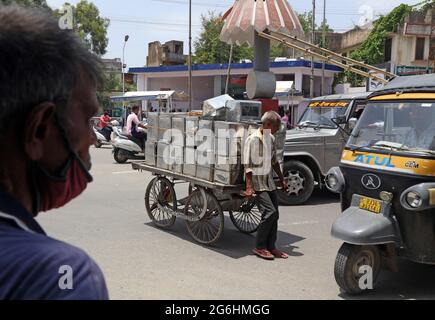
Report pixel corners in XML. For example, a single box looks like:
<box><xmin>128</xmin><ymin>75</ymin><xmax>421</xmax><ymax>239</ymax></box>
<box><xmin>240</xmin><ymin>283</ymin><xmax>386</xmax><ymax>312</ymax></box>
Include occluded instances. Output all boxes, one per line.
<box><xmin>46</xmin><ymin>0</ymin><xmax>423</xmax><ymax>68</ymax></box>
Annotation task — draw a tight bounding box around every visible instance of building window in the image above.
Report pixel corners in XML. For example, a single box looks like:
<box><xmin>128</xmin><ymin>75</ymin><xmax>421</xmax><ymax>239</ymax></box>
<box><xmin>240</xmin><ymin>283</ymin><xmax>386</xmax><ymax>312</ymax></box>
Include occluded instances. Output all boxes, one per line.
<box><xmin>415</xmin><ymin>37</ymin><xmax>425</xmax><ymax>60</ymax></box>
<box><xmin>384</xmin><ymin>38</ymin><xmax>392</xmax><ymax>62</ymax></box>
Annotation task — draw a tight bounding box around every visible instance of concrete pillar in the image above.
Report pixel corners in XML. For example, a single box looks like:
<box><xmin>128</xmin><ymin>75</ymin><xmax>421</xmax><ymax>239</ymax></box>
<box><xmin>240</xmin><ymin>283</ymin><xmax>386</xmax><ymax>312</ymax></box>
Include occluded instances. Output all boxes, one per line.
<box><xmin>294</xmin><ymin>72</ymin><xmax>303</xmax><ymax>92</ymax></box>
<box><xmin>213</xmin><ymin>75</ymin><xmax>222</xmax><ymax>96</ymax></box>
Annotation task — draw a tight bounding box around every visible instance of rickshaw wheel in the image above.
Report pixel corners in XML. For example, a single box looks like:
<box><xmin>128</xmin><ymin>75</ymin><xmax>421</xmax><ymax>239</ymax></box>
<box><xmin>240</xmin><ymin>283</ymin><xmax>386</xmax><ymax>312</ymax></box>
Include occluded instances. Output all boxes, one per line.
<box><xmin>184</xmin><ymin>189</ymin><xmax>224</xmax><ymax>245</ymax></box>
<box><xmin>145</xmin><ymin>177</ymin><xmax>177</xmax><ymax>229</ymax></box>
<box><xmin>229</xmin><ymin>198</ymin><xmax>261</xmax><ymax>234</ymax></box>
<box><xmin>334</xmin><ymin>243</ymin><xmax>381</xmax><ymax>295</ymax></box>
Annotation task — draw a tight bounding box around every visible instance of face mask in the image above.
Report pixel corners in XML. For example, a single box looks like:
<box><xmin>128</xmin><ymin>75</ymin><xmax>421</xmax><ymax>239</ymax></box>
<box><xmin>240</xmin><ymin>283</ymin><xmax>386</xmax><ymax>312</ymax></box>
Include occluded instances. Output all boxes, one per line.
<box><xmin>33</xmin><ymin>153</ymin><xmax>93</xmax><ymax>213</ymax></box>
<box><xmin>31</xmin><ymin>115</ymin><xmax>93</xmax><ymax>214</ymax></box>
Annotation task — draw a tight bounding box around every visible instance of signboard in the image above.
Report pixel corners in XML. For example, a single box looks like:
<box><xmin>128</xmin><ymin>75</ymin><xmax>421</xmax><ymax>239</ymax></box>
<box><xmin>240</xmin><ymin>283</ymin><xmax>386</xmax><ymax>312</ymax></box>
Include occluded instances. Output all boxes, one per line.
<box><xmin>403</xmin><ymin>23</ymin><xmax>435</xmax><ymax>37</ymax></box>
<box><xmin>308</xmin><ymin>101</ymin><xmax>350</xmax><ymax>108</ymax></box>
<box><xmin>396</xmin><ymin>65</ymin><xmax>433</xmax><ymax>76</ymax></box>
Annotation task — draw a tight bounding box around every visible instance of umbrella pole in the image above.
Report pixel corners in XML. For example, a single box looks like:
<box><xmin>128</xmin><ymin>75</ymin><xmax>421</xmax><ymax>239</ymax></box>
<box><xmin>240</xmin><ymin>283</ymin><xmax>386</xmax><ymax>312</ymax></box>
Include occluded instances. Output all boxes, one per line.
<box><xmin>225</xmin><ymin>44</ymin><xmax>234</xmax><ymax>95</ymax></box>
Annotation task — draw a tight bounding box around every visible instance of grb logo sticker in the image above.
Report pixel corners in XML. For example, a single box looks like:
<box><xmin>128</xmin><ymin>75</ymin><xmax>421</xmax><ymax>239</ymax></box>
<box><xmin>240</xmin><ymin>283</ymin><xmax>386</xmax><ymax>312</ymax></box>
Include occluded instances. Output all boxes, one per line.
<box><xmin>58</xmin><ymin>265</ymin><xmax>74</xmax><ymax>290</ymax></box>
<box><xmin>58</xmin><ymin>4</ymin><xmax>74</xmax><ymax>30</ymax></box>
<box><xmin>358</xmin><ymin>265</ymin><xmax>373</xmax><ymax>290</ymax></box>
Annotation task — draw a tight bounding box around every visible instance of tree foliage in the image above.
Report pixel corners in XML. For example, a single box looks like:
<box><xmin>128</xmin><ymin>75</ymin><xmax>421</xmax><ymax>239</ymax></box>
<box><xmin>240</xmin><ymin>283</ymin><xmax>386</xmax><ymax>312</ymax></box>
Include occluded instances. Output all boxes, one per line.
<box><xmin>345</xmin><ymin>4</ymin><xmax>412</xmax><ymax>86</ymax></box>
<box><xmin>72</xmin><ymin>0</ymin><xmax>110</xmax><ymax>56</ymax></box>
<box><xmin>194</xmin><ymin>11</ymin><xmax>299</xmax><ymax>64</ymax></box>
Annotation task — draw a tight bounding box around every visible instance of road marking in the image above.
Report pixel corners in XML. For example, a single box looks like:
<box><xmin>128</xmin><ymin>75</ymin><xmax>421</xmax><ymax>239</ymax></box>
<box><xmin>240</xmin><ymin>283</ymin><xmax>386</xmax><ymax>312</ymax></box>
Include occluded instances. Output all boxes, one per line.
<box><xmin>279</xmin><ymin>220</ymin><xmax>319</xmax><ymax>226</ymax></box>
<box><xmin>112</xmin><ymin>170</ymin><xmax>137</xmax><ymax>175</ymax></box>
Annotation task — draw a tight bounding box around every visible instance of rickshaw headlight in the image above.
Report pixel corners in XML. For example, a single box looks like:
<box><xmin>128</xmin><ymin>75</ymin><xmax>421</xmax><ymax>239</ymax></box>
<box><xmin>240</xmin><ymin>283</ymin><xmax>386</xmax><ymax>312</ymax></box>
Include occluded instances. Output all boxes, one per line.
<box><xmin>406</xmin><ymin>191</ymin><xmax>423</xmax><ymax>208</ymax></box>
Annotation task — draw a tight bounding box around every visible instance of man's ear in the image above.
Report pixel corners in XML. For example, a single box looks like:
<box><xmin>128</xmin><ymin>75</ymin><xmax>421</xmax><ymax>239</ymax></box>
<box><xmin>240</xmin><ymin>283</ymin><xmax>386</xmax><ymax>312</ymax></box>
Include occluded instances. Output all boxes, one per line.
<box><xmin>24</xmin><ymin>102</ymin><xmax>57</xmax><ymax>161</ymax></box>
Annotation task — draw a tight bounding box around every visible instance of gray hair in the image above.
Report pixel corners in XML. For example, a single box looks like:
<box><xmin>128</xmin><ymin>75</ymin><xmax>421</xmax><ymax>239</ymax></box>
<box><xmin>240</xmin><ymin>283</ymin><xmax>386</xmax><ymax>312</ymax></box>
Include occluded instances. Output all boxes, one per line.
<box><xmin>261</xmin><ymin>111</ymin><xmax>282</xmax><ymax>126</ymax></box>
<box><xmin>0</xmin><ymin>5</ymin><xmax>103</xmax><ymax>137</ymax></box>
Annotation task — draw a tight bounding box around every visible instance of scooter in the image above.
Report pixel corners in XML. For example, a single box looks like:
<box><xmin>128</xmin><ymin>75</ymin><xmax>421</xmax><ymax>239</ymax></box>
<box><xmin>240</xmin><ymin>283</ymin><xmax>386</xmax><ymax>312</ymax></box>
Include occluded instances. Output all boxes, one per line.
<box><xmin>111</xmin><ymin>126</ymin><xmax>145</xmax><ymax>164</ymax></box>
<box><xmin>93</xmin><ymin>120</ymin><xmax>120</xmax><ymax>148</ymax></box>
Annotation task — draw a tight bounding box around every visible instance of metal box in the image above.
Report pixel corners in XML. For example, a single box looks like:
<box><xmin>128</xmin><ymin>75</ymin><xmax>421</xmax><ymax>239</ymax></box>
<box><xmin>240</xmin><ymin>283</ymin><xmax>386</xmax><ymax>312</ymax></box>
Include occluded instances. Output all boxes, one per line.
<box><xmin>215</xmin><ymin>155</ymin><xmax>241</xmax><ymax>171</ymax></box>
<box><xmin>145</xmin><ymin>141</ymin><xmax>157</xmax><ymax>166</ymax></box>
<box><xmin>196</xmin><ymin>165</ymin><xmax>214</xmax><ymax>182</ymax></box>
<box><xmin>184</xmin><ymin>146</ymin><xmax>196</xmax><ymax>165</ymax></box>
<box><xmin>195</xmin><ymin>148</ymin><xmax>215</xmax><ymax>166</ymax></box>
<box><xmin>214</xmin><ymin>169</ymin><xmax>243</xmax><ymax>185</ymax></box>
<box><xmin>202</xmin><ymin>94</ymin><xmax>234</xmax><ymax>120</ymax></box>
<box><xmin>156</xmin><ymin>142</ymin><xmax>170</xmax><ymax>170</ymax></box>
<box><xmin>186</xmin><ymin>116</ymin><xmax>199</xmax><ymax>147</ymax></box>
<box><xmin>198</xmin><ymin>119</ymin><xmax>214</xmax><ymax>131</ymax></box>
<box><xmin>226</xmin><ymin>100</ymin><xmax>262</xmax><ymax>122</ymax></box>
<box><xmin>183</xmin><ymin>164</ymin><xmax>196</xmax><ymax>177</ymax></box>
<box><xmin>215</xmin><ymin>137</ymin><xmax>242</xmax><ymax>157</ymax></box>
<box><xmin>157</xmin><ymin>157</ymin><xmax>169</xmax><ymax>170</ymax></box>
<box><xmin>147</xmin><ymin>113</ymin><xmax>159</xmax><ymax>142</ymax></box>
<box><xmin>158</xmin><ymin>114</ymin><xmax>172</xmax><ymax>143</ymax></box>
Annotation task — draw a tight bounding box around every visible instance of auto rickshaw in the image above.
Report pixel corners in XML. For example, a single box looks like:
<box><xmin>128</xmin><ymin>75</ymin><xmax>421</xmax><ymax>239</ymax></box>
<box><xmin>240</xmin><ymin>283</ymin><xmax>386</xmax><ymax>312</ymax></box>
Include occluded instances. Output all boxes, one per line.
<box><xmin>325</xmin><ymin>74</ymin><xmax>435</xmax><ymax>294</ymax></box>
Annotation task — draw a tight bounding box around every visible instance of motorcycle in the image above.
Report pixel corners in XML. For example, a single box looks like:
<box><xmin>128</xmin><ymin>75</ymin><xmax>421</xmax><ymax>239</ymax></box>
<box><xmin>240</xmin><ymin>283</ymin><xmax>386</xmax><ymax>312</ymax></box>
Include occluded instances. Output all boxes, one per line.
<box><xmin>93</xmin><ymin>120</ymin><xmax>120</xmax><ymax>148</ymax></box>
<box><xmin>111</xmin><ymin>126</ymin><xmax>145</xmax><ymax>164</ymax></box>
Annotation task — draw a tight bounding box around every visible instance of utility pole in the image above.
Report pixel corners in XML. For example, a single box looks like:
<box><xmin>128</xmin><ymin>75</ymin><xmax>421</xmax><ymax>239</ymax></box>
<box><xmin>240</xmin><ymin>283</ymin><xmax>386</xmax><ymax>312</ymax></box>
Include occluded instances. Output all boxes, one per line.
<box><xmin>321</xmin><ymin>0</ymin><xmax>326</xmax><ymax>96</ymax></box>
<box><xmin>188</xmin><ymin>0</ymin><xmax>193</xmax><ymax>111</ymax></box>
<box><xmin>310</xmin><ymin>0</ymin><xmax>316</xmax><ymax>98</ymax></box>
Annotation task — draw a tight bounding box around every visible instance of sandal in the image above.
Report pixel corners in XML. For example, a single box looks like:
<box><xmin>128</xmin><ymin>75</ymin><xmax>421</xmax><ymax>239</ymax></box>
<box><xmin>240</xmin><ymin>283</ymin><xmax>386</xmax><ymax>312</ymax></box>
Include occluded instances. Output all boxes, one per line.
<box><xmin>253</xmin><ymin>248</ymin><xmax>275</xmax><ymax>260</ymax></box>
<box><xmin>270</xmin><ymin>249</ymin><xmax>289</xmax><ymax>259</ymax></box>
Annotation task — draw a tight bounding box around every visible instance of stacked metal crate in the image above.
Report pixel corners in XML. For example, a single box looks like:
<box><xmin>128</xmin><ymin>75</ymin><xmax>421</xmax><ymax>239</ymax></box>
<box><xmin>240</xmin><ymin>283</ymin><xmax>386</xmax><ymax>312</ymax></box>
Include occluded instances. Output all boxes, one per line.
<box><xmin>195</xmin><ymin>120</ymin><xmax>215</xmax><ymax>181</ymax></box>
<box><xmin>145</xmin><ymin>113</ymin><xmax>159</xmax><ymax>166</ymax></box>
<box><xmin>214</xmin><ymin>121</ymin><xmax>244</xmax><ymax>185</ymax></box>
<box><xmin>156</xmin><ymin>114</ymin><xmax>172</xmax><ymax>170</ymax></box>
<box><xmin>171</xmin><ymin>116</ymin><xmax>185</xmax><ymax>173</ymax></box>
<box><xmin>183</xmin><ymin>116</ymin><xmax>199</xmax><ymax>177</ymax></box>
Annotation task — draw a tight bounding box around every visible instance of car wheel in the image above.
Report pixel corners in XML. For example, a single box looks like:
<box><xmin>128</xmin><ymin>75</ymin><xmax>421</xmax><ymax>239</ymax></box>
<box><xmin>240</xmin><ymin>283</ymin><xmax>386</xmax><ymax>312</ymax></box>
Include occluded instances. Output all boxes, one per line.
<box><xmin>277</xmin><ymin>160</ymin><xmax>315</xmax><ymax>205</ymax></box>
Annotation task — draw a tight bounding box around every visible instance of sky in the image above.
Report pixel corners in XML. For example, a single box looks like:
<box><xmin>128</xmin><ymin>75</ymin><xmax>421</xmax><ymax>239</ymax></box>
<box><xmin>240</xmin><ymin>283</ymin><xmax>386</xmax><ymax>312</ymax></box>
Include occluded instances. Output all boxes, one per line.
<box><xmin>46</xmin><ymin>0</ymin><xmax>424</xmax><ymax>68</ymax></box>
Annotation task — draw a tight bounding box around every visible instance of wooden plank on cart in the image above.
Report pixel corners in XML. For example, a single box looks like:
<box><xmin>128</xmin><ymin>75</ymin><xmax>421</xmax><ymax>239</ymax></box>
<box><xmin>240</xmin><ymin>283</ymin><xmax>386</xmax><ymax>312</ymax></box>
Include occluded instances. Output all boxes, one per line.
<box><xmin>131</xmin><ymin>161</ymin><xmax>244</xmax><ymax>193</ymax></box>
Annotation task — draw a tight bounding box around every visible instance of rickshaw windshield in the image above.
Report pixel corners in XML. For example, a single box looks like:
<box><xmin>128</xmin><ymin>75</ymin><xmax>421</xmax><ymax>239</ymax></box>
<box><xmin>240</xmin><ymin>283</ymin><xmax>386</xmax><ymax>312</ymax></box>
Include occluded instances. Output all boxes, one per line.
<box><xmin>298</xmin><ymin>101</ymin><xmax>350</xmax><ymax>128</ymax></box>
<box><xmin>347</xmin><ymin>100</ymin><xmax>435</xmax><ymax>155</ymax></box>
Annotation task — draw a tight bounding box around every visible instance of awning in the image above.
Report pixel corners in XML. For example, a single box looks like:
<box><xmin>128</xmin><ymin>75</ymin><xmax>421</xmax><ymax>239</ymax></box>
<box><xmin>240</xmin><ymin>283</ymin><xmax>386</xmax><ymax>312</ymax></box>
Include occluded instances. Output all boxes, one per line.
<box><xmin>220</xmin><ymin>0</ymin><xmax>304</xmax><ymax>46</ymax></box>
<box><xmin>110</xmin><ymin>90</ymin><xmax>188</xmax><ymax>103</ymax></box>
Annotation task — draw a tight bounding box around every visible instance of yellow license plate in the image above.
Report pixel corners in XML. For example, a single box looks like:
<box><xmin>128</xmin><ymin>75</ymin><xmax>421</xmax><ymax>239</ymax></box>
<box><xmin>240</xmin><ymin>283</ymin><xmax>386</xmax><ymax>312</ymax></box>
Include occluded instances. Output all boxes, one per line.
<box><xmin>359</xmin><ymin>197</ymin><xmax>382</xmax><ymax>214</ymax></box>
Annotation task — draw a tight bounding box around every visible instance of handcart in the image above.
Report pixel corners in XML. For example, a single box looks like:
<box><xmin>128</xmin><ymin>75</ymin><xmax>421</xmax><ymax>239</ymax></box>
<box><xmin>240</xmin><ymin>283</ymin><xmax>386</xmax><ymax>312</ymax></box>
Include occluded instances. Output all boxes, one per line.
<box><xmin>131</xmin><ymin>162</ymin><xmax>261</xmax><ymax>245</ymax></box>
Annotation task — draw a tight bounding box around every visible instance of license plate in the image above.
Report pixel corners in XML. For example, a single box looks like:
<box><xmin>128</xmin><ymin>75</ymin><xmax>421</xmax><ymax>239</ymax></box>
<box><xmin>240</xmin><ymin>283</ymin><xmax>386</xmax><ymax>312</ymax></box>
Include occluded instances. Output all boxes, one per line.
<box><xmin>359</xmin><ymin>197</ymin><xmax>382</xmax><ymax>214</ymax></box>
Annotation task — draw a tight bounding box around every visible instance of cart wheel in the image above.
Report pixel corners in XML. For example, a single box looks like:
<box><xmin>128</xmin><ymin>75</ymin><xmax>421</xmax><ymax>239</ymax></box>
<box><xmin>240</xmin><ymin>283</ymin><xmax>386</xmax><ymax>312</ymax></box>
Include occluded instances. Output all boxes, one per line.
<box><xmin>334</xmin><ymin>243</ymin><xmax>381</xmax><ymax>295</ymax></box>
<box><xmin>145</xmin><ymin>177</ymin><xmax>177</xmax><ymax>229</ymax></box>
<box><xmin>229</xmin><ymin>198</ymin><xmax>261</xmax><ymax>234</ymax></box>
<box><xmin>184</xmin><ymin>189</ymin><xmax>224</xmax><ymax>245</ymax></box>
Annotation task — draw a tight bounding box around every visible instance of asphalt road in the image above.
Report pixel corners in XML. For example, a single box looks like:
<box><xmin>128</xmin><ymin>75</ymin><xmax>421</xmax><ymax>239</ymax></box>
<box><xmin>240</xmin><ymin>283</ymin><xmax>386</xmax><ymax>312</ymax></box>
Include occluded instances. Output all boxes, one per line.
<box><xmin>37</xmin><ymin>146</ymin><xmax>435</xmax><ymax>300</ymax></box>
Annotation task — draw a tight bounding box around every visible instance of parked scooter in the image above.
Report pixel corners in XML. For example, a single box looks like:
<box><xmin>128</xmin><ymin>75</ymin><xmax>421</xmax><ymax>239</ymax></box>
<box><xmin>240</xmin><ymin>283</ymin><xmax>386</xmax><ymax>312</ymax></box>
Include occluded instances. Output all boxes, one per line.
<box><xmin>111</xmin><ymin>126</ymin><xmax>145</xmax><ymax>164</ymax></box>
<box><xmin>93</xmin><ymin>120</ymin><xmax>120</xmax><ymax>148</ymax></box>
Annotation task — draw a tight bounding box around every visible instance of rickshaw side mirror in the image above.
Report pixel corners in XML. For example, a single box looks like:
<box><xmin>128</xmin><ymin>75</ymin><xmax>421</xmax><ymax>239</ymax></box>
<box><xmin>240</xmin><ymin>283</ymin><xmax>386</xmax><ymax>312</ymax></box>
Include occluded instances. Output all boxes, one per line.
<box><xmin>348</xmin><ymin>118</ymin><xmax>358</xmax><ymax>130</ymax></box>
<box><xmin>400</xmin><ymin>183</ymin><xmax>435</xmax><ymax>211</ymax></box>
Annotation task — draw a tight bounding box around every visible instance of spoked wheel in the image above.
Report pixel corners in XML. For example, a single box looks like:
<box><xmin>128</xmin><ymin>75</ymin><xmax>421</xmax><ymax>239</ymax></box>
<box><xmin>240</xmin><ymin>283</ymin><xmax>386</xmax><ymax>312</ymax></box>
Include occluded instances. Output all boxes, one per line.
<box><xmin>229</xmin><ymin>198</ymin><xmax>261</xmax><ymax>234</ymax></box>
<box><xmin>334</xmin><ymin>243</ymin><xmax>381</xmax><ymax>295</ymax></box>
<box><xmin>145</xmin><ymin>177</ymin><xmax>177</xmax><ymax>229</ymax></box>
<box><xmin>184</xmin><ymin>188</ymin><xmax>224</xmax><ymax>245</ymax></box>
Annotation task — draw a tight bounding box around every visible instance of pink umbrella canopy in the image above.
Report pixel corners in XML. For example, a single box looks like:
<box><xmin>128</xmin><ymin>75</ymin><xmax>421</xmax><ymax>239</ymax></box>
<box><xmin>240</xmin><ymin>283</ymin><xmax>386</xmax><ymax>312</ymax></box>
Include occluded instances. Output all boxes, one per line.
<box><xmin>220</xmin><ymin>0</ymin><xmax>304</xmax><ymax>46</ymax></box>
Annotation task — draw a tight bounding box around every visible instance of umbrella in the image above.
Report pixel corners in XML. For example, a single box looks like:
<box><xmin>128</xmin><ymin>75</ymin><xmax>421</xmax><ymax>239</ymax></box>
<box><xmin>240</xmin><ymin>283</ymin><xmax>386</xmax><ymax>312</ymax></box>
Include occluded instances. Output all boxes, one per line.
<box><xmin>220</xmin><ymin>0</ymin><xmax>304</xmax><ymax>46</ymax></box>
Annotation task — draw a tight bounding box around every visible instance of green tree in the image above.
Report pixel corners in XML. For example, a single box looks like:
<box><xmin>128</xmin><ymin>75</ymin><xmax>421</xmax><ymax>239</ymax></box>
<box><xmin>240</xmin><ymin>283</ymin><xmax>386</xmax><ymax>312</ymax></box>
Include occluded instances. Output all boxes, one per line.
<box><xmin>346</xmin><ymin>3</ymin><xmax>412</xmax><ymax>86</ymax></box>
<box><xmin>55</xmin><ymin>1</ymin><xmax>109</xmax><ymax>56</ymax></box>
<box><xmin>194</xmin><ymin>12</ymin><xmax>253</xmax><ymax>64</ymax></box>
<box><xmin>194</xmin><ymin>11</ymin><xmax>294</xmax><ymax>64</ymax></box>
